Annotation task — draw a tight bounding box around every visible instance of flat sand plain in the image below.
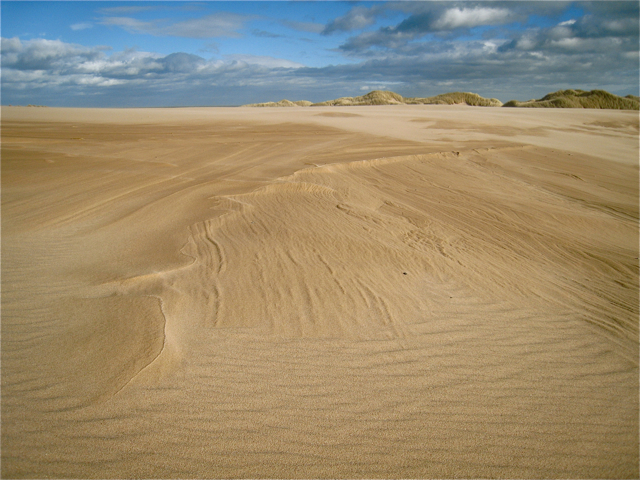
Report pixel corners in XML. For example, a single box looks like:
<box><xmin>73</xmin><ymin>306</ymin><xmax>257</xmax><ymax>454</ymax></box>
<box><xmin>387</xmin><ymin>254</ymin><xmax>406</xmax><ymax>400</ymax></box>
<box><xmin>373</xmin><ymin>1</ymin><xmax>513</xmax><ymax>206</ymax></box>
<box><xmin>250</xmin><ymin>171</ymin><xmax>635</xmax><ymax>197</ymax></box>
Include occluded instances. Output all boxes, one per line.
<box><xmin>2</xmin><ymin>105</ymin><xmax>638</xmax><ymax>478</ymax></box>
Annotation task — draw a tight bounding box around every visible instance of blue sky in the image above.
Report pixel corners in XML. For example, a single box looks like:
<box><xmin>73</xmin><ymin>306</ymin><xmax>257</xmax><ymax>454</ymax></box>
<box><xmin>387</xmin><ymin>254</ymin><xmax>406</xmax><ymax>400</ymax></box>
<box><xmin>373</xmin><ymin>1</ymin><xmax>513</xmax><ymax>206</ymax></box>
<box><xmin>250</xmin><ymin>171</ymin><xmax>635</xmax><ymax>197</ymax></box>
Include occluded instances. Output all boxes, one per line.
<box><xmin>2</xmin><ymin>1</ymin><xmax>638</xmax><ymax>107</ymax></box>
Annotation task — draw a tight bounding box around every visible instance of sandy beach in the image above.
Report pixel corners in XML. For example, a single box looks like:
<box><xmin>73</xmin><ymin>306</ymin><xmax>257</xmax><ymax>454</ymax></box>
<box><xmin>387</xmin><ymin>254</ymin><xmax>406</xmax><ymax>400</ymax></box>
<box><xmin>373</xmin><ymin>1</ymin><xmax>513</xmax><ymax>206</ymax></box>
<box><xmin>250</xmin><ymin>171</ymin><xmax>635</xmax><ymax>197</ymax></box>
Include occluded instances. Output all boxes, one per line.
<box><xmin>2</xmin><ymin>105</ymin><xmax>638</xmax><ymax>478</ymax></box>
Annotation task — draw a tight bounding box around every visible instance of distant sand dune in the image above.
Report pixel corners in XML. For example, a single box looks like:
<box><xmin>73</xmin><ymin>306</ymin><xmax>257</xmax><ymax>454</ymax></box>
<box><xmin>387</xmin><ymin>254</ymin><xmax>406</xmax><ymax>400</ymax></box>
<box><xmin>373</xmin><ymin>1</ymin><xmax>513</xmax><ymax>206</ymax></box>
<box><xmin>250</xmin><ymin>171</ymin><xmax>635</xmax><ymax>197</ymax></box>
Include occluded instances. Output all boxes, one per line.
<box><xmin>504</xmin><ymin>89</ymin><xmax>640</xmax><ymax>109</ymax></box>
<box><xmin>244</xmin><ymin>90</ymin><xmax>502</xmax><ymax>107</ymax></box>
<box><xmin>245</xmin><ymin>88</ymin><xmax>639</xmax><ymax>109</ymax></box>
<box><xmin>2</xmin><ymin>105</ymin><xmax>638</xmax><ymax>478</ymax></box>
<box><xmin>243</xmin><ymin>99</ymin><xmax>313</xmax><ymax>107</ymax></box>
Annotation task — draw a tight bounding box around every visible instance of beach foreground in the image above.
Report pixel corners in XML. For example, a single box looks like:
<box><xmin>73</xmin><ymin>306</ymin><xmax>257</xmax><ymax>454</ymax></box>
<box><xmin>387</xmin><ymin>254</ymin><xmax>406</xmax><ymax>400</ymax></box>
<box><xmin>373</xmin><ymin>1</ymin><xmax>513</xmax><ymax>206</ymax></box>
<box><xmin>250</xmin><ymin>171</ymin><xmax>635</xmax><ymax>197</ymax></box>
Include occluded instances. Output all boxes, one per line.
<box><xmin>2</xmin><ymin>105</ymin><xmax>638</xmax><ymax>478</ymax></box>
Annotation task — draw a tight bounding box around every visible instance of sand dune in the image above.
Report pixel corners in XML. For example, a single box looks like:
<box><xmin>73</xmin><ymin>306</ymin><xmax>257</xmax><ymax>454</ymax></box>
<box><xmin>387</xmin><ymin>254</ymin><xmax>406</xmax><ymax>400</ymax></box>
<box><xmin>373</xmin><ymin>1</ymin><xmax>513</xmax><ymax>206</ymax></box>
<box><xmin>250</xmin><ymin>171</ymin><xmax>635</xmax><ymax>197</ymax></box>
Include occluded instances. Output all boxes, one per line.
<box><xmin>245</xmin><ymin>88</ymin><xmax>639</xmax><ymax>109</ymax></box>
<box><xmin>242</xmin><ymin>99</ymin><xmax>313</xmax><ymax>107</ymax></box>
<box><xmin>504</xmin><ymin>89</ymin><xmax>640</xmax><ymax>110</ymax></box>
<box><xmin>244</xmin><ymin>90</ymin><xmax>502</xmax><ymax>107</ymax></box>
<box><xmin>2</xmin><ymin>105</ymin><xmax>638</xmax><ymax>478</ymax></box>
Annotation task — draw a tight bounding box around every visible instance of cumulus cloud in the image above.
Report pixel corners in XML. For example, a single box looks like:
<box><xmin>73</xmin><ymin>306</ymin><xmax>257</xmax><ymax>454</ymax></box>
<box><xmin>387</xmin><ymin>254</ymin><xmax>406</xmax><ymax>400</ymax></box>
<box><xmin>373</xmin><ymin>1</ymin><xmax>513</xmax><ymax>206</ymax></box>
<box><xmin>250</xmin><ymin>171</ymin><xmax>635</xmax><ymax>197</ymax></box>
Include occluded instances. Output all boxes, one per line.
<box><xmin>336</xmin><ymin>0</ymin><xmax>639</xmax><ymax>73</ymax></box>
<box><xmin>1</xmin><ymin>37</ymin><xmax>104</xmax><ymax>71</ymax></box>
<box><xmin>336</xmin><ymin>4</ymin><xmax>517</xmax><ymax>54</ymax></box>
<box><xmin>160</xmin><ymin>52</ymin><xmax>206</xmax><ymax>73</ymax></box>
<box><xmin>3</xmin><ymin>29</ymin><xmax>637</xmax><ymax>107</ymax></box>
<box><xmin>499</xmin><ymin>6</ymin><xmax>639</xmax><ymax>55</ymax></box>
<box><xmin>322</xmin><ymin>2</ymin><xmax>513</xmax><ymax>37</ymax></box>
<box><xmin>0</xmin><ymin>36</ymin><xmax>309</xmax><ymax>106</ymax></box>
<box><xmin>433</xmin><ymin>7</ymin><xmax>513</xmax><ymax>30</ymax></box>
<box><xmin>339</xmin><ymin>28</ymin><xmax>413</xmax><ymax>52</ymax></box>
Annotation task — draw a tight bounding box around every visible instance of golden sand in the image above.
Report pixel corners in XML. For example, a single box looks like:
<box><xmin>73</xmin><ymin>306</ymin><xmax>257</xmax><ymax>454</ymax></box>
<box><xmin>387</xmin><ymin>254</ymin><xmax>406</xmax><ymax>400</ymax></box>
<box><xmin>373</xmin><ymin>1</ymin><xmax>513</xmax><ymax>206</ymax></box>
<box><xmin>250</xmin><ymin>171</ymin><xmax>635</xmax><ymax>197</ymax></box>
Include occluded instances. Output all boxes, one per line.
<box><xmin>2</xmin><ymin>105</ymin><xmax>638</xmax><ymax>478</ymax></box>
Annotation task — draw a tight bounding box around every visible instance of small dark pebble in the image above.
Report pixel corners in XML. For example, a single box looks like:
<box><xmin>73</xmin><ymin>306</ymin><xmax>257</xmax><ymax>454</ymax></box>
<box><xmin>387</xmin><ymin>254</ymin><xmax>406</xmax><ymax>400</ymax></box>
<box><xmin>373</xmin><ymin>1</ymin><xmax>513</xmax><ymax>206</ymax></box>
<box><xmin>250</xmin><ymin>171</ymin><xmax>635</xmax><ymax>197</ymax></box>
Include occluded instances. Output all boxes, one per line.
<box><xmin>403</xmin><ymin>272</ymin><xmax>407</xmax><ymax>275</ymax></box>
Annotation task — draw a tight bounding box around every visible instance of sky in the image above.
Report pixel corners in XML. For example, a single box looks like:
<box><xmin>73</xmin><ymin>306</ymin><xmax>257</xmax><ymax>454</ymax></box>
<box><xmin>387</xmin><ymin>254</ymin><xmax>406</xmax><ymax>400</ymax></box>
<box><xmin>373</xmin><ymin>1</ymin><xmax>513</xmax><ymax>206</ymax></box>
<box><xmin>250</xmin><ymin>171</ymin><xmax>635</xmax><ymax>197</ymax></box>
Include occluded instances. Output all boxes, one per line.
<box><xmin>1</xmin><ymin>1</ymin><xmax>639</xmax><ymax>107</ymax></box>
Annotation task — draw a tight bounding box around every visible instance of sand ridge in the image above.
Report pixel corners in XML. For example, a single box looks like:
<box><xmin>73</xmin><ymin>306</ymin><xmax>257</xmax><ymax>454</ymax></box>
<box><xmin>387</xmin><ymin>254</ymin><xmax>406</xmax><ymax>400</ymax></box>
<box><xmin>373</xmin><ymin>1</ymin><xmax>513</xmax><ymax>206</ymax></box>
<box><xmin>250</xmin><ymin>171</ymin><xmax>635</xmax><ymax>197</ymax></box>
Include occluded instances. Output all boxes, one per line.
<box><xmin>2</xmin><ymin>105</ymin><xmax>638</xmax><ymax>478</ymax></box>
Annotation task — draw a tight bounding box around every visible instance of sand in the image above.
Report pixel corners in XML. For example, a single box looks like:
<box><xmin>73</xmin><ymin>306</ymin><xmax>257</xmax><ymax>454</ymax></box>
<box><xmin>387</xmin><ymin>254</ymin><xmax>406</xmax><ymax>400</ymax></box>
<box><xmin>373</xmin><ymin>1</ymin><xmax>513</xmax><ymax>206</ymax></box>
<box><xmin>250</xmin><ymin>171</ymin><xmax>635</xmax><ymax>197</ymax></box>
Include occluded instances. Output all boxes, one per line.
<box><xmin>1</xmin><ymin>105</ymin><xmax>638</xmax><ymax>478</ymax></box>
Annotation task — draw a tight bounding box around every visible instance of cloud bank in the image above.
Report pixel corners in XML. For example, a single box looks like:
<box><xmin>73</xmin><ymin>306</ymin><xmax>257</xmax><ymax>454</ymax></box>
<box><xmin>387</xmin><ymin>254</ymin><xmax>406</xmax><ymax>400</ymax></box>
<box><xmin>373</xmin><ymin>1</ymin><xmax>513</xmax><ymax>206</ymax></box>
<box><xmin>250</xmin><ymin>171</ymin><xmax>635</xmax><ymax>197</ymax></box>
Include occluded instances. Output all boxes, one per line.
<box><xmin>2</xmin><ymin>1</ymin><xmax>638</xmax><ymax>107</ymax></box>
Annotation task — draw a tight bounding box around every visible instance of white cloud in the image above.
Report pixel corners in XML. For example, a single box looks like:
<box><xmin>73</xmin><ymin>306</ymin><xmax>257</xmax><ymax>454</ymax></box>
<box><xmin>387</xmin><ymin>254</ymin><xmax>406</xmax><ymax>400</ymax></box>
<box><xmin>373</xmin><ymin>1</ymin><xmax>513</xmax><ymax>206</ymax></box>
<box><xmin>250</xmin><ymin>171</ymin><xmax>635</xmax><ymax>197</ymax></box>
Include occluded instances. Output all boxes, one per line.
<box><xmin>101</xmin><ymin>16</ymin><xmax>154</xmax><ymax>33</ymax></box>
<box><xmin>223</xmin><ymin>54</ymin><xmax>305</xmax><ymax>69</ymax></box>
<box><xmin>322</xmin><ymin>5</ymin><xmax>384</xmax><ymax>34</ymax></box>
<box><xmin>1</xmin><ymin>36</ymin><xmax>310</xmax><ymax>103</ymax></box>
<box><xmin>482</xmin><ymin>41</ymin><xmax>498</xmax><ymax>53</ymax></box>
<box><xmin>1</xmin><ymin>37</ymin><xmax>104</xmax><ymax>70</ymax></box>
<box><xmin>163</xmin><ymin>13</ymin><xmax>252</xmax><ymax>38</ymax></box>
<box><xmin>75</xmin><ymin>76</ymin><xmax>125</xmax><ymax>86</ymax></box>
<box><xmin>434</xmin><ymin>7</ymin><xmax>512</xmax><ymax>30</ymax></box>
<box><xmin>359</xmin><ymin>83</ymin><xmax>391</xmax><ymax>91</ymax></box>
<box><xmin>100</xmin><ymin>12</ymin><xmax>255</xmax><ymax>38</ymax></box>
<box><xmin>514</xmin><ymin>33</ymin><xmax>538</xmax><ymax>51</ymax></box>
<box><xmin>70</xmin><ymin>23</ymin><xmax>93</xmax><ymax>31</ymax></box>
<box><xmin>549</xmin><ymin>37</ymin><xmax>584</xmax><ymax>49</ymax></box>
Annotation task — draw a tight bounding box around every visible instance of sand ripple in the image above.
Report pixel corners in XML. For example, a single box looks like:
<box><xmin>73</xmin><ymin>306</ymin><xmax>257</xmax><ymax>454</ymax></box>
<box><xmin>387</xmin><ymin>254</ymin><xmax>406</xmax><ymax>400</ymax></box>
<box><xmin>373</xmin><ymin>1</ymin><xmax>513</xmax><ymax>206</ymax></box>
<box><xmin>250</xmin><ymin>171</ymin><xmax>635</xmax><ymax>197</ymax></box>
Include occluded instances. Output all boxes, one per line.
<box><xmin>2</xmin><ymin>106</ymin><xmax>638</xmax><ymax>478</ymax></box>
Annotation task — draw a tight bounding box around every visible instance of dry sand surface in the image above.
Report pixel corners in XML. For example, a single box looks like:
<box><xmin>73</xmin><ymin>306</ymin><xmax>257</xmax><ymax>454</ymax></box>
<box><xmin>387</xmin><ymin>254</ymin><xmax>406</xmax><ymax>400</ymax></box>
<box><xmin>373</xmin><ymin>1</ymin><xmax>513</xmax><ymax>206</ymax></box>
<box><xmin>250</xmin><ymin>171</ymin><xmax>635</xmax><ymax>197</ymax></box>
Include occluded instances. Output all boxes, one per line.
<box><xmin>2</xmin><ymin>105</ymin><xmax>638</xmax><ymax>478</ymax></box>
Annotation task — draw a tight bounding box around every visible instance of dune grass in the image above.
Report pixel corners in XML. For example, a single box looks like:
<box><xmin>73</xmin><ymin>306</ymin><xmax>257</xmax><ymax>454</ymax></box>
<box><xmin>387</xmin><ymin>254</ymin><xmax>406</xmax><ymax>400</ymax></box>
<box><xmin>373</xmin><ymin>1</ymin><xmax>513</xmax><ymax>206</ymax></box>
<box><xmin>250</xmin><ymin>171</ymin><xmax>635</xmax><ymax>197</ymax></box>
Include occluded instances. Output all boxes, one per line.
<box><xmin>504</xmin><ymin>89</ymin><xmax>639</xmax><ymax>110</ymax></box>
<box><xmin>245</xmin><ymin>90</ymin><xmax>502</xmax><ymax>107</ymax></box>
<box><xmin>245</xmin><ymin>88</ymin><xmax>639</xmax><ymax>110</ymax></box>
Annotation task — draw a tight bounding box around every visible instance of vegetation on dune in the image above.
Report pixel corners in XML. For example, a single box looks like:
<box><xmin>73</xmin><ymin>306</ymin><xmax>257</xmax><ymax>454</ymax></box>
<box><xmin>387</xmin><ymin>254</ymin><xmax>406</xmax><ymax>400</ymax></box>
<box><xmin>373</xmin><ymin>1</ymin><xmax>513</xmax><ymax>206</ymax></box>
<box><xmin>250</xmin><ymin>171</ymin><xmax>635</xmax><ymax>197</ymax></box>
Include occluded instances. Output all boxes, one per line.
<box><xmin>244</xmin><ymin>90</ymin><xmax>502</xmax><ymax>107</ymax></box>
<box><xmin>311</xmin><ymin>90</ymin><xmax>406</xmax><ymax>106</ymax></box>
<box><xmin>405</xmin><ymin>92</ymin><xmax>503</xmax><ymax>107</ymax></box>
<box><xmin>503</xmin><ymin>89</ymin><xmax>639</xmax><ymax>110</ymax></box>
<box><xmin>243</xmin><ymin>88</ymin><xmax>639</xmax><ymax>110</ymax></box>
<box><xmin>312</xmin><ymin>90</ymin><xmax>502</xmax><ymax>107</ymax></box>
<box><xmin>243</xmin><ymin>99</ymin><xmax>313</xmax><ymax>107</ymax></box>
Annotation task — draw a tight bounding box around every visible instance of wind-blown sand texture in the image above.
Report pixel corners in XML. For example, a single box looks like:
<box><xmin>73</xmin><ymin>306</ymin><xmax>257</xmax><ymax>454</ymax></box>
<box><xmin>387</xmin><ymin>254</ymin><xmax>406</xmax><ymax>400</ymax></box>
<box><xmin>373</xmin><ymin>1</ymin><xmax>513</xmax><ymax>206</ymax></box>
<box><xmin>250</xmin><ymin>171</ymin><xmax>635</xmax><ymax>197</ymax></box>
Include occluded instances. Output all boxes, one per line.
<box><xmin>2</xmin><ymin>105</ymin><xmax>638</xmax><ymax>478</ymax></box>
